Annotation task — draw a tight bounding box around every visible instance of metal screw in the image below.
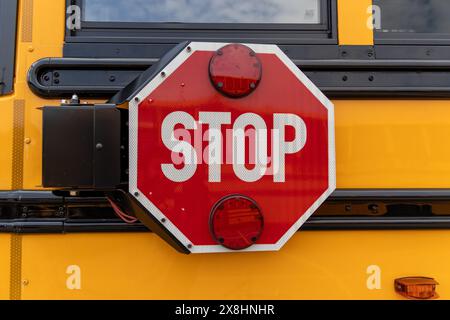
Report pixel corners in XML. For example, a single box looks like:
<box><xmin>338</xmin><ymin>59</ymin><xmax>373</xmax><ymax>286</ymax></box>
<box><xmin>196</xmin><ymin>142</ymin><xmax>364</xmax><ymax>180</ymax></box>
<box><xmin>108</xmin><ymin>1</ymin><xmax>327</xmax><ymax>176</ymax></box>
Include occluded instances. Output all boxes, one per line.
<box><xmin>70</xmin><ymin>94</ymin><xmax>80</xmax><ymax>104</ymax></box>
<box><xmin>368</xmin><ymin>204</ymin><xmax>379</xmax><ymax>214</ymax></box>
<box><xmin>96</xmin><ymin>143</ymin><xmax>103</xmax><ymax>150</ymax></box>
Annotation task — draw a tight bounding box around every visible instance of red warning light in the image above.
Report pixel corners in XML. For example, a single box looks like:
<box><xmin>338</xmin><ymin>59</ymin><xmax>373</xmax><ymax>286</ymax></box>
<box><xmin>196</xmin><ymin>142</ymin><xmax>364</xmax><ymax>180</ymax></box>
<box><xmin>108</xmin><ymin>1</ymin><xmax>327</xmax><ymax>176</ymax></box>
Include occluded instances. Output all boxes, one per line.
<box><xmin>210</xmin><ymin>195</ymin><xmax>264</xmax><ymax>250</ymax></box>
<box><xmin>209</xmin><ymin>43</ymin><xmax>262</xmax><ymax>98</ymax></box>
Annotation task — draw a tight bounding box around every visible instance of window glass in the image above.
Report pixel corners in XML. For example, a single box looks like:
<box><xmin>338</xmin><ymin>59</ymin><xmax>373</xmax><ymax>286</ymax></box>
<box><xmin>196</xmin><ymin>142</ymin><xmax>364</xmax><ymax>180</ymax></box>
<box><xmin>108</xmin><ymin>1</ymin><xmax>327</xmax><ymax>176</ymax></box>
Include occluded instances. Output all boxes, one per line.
<box><xmin>82</xmin><ymin>0</ymin><xmax>321</xmax><ymax>24</ymax></box>
<box><xmin>374</xmin><ymin>0</ymin><xmax>450</xmax><ymax>34</ymax></box>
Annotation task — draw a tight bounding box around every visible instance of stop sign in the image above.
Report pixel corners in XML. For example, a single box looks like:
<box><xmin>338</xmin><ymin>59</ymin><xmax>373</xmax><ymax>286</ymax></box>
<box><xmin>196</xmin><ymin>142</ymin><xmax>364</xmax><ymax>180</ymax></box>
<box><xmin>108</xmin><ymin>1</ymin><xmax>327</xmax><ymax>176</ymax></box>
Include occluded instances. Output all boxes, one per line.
<box><xmin>129</xmin><ymin>42</ymin><xmax>335</xmax><ymax>253</ymax></box>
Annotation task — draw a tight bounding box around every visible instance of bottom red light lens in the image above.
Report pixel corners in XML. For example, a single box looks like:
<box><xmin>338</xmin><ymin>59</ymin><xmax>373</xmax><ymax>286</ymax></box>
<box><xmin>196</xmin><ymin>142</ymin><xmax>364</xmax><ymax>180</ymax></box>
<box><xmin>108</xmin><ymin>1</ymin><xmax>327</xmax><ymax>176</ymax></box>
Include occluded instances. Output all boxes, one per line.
<box><xmin>210</xmin><ymin>195</ymin><xmax>264</xmax><ymax>250</ymax></box>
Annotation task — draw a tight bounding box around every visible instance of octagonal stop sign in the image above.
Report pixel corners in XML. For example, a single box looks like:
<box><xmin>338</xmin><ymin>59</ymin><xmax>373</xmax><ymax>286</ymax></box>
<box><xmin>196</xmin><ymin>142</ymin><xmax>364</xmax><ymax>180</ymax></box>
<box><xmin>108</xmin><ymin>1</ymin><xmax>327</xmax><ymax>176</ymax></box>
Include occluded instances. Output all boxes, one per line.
<box><xmin>128</xmin><ymin>42</ymin><xmax>335</xmax><ymax>254</ymax></box>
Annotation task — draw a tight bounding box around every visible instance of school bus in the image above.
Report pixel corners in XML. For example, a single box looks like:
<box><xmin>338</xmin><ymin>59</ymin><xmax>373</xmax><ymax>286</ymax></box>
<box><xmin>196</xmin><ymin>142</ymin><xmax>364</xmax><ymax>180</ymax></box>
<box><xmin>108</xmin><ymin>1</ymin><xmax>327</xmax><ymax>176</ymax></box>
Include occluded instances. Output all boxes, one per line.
<box><xmin>1</xmin><ymin>0</ymin><xmax>450</xmax><ymax>300</ymax></box>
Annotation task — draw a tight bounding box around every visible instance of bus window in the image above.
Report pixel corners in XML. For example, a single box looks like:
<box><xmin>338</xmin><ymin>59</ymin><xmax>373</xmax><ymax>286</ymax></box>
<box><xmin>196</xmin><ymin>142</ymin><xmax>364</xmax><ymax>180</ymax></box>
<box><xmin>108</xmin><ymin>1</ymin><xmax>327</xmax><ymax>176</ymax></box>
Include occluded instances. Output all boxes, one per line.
<box><xmin>66</xmin><ymin>0</ymin><xmax>336</xmax><ymax>47</ymax></box>
<box><xmin>82</xmin><ymin>0</ymin><xmax>322</xmax><ymax>24</ymax></box>
<box><xmin>0</xmin><ymin>0</ymin><xmax>18</xmax><ymax>95</ymax></box>
<box><xmin>374</xmin><ymin>0</ymin><xmax>450</xmax><ymax>44</ymax></box>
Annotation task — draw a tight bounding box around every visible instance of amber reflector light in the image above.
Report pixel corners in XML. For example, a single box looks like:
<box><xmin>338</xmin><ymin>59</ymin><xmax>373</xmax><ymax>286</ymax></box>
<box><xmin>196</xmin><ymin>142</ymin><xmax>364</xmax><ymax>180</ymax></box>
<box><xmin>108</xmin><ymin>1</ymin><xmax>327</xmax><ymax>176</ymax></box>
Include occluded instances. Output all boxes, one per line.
<box><xmin>210</xmin><ymin>195</ymin><xmax>264</xmax><ymax>250</ymax></box>
<box><xmin>209</xmin><ymin>43</ymin><xmax>262</xmax><ymax>98</ymax></box>
<box><xmin>395</xmin><ymin>277</ymin><xmax>439</xmax><ymax>300</ymax></box>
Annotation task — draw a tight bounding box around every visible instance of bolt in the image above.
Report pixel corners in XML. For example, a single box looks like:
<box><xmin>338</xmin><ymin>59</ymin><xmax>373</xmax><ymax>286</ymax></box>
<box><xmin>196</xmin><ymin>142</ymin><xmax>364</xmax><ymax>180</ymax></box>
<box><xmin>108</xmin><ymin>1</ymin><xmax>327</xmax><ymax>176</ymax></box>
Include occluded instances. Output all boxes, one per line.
<box><xmin>368</xmin><ymin>204</ymin><xmax>379</xmax><ymax>214</ymax></box>
<box><xmin>96</xmin><ymin>143</ymin><xmax>103</xmax><ymax>150</ymax></box>
<box><xmin>368</xmin><ymin>75</ymin><xmax>374</xmax><ymax>82</ymax></box>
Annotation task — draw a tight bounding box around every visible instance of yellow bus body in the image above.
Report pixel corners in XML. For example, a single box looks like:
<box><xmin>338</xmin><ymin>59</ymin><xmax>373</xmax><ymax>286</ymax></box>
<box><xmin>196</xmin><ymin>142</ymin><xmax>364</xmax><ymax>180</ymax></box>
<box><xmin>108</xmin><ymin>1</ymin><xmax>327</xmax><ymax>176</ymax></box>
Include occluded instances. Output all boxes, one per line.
<box><xmin>1</xmin><ymin>0</ymin><xmax>450</xmax><ymax>300</ymax></box>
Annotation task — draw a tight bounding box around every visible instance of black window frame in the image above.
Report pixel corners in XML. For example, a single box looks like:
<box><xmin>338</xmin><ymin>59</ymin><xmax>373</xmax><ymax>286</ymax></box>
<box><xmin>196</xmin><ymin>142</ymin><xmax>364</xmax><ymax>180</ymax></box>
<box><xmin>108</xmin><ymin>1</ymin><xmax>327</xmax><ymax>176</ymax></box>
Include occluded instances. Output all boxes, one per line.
<box><xmin>0</xmin><ymin>0</ymin><xmax>18</xmax><ymax>96</ymax></box>
<box><xmin>65</xmin><ymin>0</ymin><xmax>337</xmax><ymax>45</ymax></box>
<box><xmin>373</xmin><ymin>0</ymin><xmax>450</xmax><ymax>45</ymax></box>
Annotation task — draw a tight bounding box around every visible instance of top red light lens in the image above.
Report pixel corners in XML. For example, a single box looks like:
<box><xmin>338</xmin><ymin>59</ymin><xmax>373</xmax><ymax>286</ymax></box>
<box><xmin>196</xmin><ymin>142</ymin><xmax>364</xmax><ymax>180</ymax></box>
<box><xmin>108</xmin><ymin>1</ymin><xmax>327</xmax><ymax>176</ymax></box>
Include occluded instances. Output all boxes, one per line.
<box><xmin>209</xmin><ymin>44</ymin><xmax>262</xmax><ymax>98</ymax></box>
<box><xmin>210</xmin><ymin>195</ymin><xmax>264</xmax><ymax>250</ymax></box>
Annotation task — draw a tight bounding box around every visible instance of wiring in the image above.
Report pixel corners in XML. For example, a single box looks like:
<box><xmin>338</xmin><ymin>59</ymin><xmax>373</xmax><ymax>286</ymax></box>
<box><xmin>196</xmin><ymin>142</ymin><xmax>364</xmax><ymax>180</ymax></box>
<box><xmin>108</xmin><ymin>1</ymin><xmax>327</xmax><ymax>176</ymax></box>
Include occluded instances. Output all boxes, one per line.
<box><xmin>107</xmin><ymin>197</ymin><xmax>138</xmax><ymax>224</ymax></box>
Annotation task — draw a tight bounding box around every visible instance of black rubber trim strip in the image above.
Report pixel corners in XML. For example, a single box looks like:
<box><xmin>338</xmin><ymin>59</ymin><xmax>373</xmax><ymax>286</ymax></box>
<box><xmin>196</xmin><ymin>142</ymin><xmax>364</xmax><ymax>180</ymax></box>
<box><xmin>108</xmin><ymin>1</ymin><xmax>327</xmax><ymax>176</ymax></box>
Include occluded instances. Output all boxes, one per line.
<box><xmin>3</xmin><ymin>217</ymin><xmax>450</xmax><ymax>234</ymax></box>
<box><xmin>28</xmin><ymin>57</ymin><xmax>450</xmax><ymax>99</ymax></box>
<box><xmin>2</xmin><ymin>190</ymin><xmax>450</xmax><ymax>234</ymax></box>
<box><xmin>0</xmin><ymin>0</ymin><xmax>18</xmax><ymax>95</ymax></box>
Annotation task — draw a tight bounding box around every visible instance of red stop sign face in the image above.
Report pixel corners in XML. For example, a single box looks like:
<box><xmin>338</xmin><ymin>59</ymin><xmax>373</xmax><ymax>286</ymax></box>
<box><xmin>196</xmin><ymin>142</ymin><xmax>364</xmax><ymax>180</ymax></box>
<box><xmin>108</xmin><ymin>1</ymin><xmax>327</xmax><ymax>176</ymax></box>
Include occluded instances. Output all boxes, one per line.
<box><xmin>129</xmin><ymin>42</ymin><xmax>335</xmax><ymax>253</ymax></box>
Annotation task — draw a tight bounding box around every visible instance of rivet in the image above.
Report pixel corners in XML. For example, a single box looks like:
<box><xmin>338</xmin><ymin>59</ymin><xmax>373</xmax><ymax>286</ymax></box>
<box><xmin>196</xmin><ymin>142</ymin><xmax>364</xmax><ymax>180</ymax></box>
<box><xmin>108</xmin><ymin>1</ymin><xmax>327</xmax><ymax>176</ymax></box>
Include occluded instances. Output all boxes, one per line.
<box><xmin>161</xmin><ymin>218</ymin><xmax>166</xmax><ymax>223</ymax></box>
<box><xmin>24</xmin><ymin>138</ymin><xmax>31</xmax><ymax>145</ymax></box>
<box><xmin>134</xmin><ymin>192</ymin><xmax>140</xmax><ymax>197</ymax></box>
<box><xmin>134</xmin><ymin>97</ymin><xmax>140</xmax><ymax>102</ymax></box>
<box><xmin>186</xmin><ymin>46</ymin><xmax>192</xmax><ymax>52</ymax></box>
<box><xmin>28</xmin><ymin>47</ymin><xmax>34</xmax><ymax>53</ymax></box>
<box><xmin>187</xmin><ymin>244</ymin><xmax>193</xmax><ymax>249</ymax></box>
<box><xmin>22</xmin><ymin>280</ymin><xmax>29</xmax><ymax>286</ymax></box>
<box><xmin>161</xmin><ymin>71</ymin><xmax>166</xmax><ymax>77</ymax></box>
<box><xmin>96</xmin><ymin>143</ymin><xmax>103</xmax><ymax>150</ymax></box>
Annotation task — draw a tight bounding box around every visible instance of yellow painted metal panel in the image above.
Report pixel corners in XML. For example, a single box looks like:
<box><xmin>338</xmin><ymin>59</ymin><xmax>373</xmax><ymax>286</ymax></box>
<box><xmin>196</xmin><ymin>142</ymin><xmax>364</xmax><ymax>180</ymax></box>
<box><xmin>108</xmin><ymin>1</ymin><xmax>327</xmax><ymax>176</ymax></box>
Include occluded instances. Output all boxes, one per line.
<box><xmin>18</xmin><ymin>232</ymin><xmax>450</xmax><ymax>300</ymax></box>
<box><xmin>337</xmin><ymin>0</ymin><xmax>374</xmax><ymax>45</ymax></box>
<box><xmin>0</xmin><ymin>99</ymin><xmax>14</xmax><ymax>190</ymax></box>
<box><xmin>0</xmin><ymin>235</ymin><xmax>11</xmax><ymax>300</ymax></box>
<box><xmin>335</xmin><ymin>100</ymin><xmax>450</xmax><ymax>189</ymax></box>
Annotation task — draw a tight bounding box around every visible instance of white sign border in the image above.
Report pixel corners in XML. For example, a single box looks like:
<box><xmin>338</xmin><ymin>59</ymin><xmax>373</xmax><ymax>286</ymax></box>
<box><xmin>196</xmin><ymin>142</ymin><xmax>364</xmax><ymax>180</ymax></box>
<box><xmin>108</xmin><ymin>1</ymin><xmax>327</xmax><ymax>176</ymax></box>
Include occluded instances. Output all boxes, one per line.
<box><xmin>129</xmin><ymin>42</ymin><xmax>336</xmax><ymax>254</ymax></box>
